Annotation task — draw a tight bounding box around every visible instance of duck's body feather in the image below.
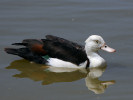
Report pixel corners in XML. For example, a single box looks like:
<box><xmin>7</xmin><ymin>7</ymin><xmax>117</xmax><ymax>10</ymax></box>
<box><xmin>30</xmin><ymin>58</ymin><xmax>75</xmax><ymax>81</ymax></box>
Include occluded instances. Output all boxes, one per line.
<box><xmin>42</xmin><ymin>39</ymin><xmax>88</xmax><ymax>65</ymax></box>
<box><xmin>5</xmin><ymin>35</ymin><xmax>89</xmax><ymax>67</ymax></box>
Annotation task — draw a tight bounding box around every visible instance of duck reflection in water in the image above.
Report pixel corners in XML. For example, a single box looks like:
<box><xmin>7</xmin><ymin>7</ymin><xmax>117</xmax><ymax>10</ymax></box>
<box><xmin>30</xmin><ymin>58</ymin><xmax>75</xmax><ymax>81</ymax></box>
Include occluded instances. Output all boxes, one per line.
<box><xmin>6</xmin><ymin>59</ymin><xmax>115</xmax><ymax>94</ymax></box>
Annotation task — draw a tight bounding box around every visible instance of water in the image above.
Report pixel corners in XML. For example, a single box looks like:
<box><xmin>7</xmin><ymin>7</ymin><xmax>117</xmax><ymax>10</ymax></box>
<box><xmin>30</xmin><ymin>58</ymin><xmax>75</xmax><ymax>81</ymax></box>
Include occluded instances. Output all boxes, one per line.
<box><xmin>0</xmin><ymin>0</ymin><xmax>133</xmax><ymax>100</ymax></box>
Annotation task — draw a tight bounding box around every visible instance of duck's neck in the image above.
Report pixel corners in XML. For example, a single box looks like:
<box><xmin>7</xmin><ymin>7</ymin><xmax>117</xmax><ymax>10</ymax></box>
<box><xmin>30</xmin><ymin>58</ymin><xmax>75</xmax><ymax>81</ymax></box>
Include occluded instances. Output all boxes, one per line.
<box><xmin>85</xmin><ymin>48</ymin><xmax>106</xmax><ymax>68</ymax></box>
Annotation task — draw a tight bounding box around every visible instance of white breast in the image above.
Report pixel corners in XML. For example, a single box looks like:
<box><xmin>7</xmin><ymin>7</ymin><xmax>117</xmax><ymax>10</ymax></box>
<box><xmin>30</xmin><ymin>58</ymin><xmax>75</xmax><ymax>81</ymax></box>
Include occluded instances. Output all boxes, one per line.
<box><xmin>88</xmin><ymin>56</ymin><xmax>106</xmax><ymax>68</ymax></box>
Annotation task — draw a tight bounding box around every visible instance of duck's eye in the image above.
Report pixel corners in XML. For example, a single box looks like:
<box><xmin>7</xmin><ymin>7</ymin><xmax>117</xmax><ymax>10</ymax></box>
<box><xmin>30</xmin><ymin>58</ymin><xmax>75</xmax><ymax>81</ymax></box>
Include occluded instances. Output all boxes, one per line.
<box><xmin>95</xmin><ymin>40</ymin><xmax>99</xmax><ymax>44</ymax></box>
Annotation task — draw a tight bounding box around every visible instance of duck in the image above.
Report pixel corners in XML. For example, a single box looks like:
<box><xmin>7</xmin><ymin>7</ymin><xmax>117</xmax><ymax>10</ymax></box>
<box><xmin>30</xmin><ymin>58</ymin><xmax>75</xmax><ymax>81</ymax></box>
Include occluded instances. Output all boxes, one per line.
<box><xmin>5</xmin><ymin>35</ymin><xmax>116</xmax><ymax>68</ymax></box>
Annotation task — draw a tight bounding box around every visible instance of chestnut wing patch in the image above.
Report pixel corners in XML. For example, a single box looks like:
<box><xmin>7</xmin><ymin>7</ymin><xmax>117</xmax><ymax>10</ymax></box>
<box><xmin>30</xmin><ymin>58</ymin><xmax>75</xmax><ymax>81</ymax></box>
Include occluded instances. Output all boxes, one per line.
<box><xmin>31</xmin><ymin>44</ymin><xmax>47</xmax><ymax>55</ymax></box>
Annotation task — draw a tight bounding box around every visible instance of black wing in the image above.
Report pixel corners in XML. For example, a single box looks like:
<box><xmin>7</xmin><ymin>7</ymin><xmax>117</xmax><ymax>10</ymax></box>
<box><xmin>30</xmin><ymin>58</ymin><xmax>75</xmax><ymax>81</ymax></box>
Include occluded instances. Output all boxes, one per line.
<box><xmin>42</xmin><ymin>35</ymin><xmax>87</xmax><ymax>65</ymax></box>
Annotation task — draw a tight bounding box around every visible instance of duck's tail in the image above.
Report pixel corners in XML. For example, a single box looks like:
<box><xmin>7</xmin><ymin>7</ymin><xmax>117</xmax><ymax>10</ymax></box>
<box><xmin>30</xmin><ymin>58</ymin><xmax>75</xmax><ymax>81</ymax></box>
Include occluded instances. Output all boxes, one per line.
<box><xmin>4</xmin><ymin>48</ymin><xmax>30</xmax><ymax>56</ymax></box>
<box><xmin>4</xmin><ymin>47</ymin><xmax>47</xmax><ymax>64</ymax></box>
<box><xmin>5</xmin><ymin>48</ymin><xmax>19</xmax><ymax>55</ymax></box>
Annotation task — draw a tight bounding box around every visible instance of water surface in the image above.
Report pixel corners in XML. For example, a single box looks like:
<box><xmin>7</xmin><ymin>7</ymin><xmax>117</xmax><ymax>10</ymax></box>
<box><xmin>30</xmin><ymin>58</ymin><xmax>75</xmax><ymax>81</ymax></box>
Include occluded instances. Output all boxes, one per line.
<box><xmin>0</xmin><ymin>0</ymin><xmax>133</xmax><ymax>100</ymax></box>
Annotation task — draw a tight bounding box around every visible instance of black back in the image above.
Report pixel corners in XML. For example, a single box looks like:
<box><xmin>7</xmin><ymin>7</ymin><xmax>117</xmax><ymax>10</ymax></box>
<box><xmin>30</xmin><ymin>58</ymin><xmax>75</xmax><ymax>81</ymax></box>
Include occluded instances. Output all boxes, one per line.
<box><xmin>42</xmin><ymin>35</ymin><xmax>88</xmax><ymax>65</ymax></box>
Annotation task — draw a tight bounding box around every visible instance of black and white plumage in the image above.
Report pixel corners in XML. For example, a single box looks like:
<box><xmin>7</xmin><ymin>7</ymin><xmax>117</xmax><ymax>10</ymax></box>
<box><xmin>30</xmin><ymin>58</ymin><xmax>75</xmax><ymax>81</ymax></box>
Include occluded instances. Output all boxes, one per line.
<box><xmin>5</xmin><ymin>35</ymin><xmax>116</xmax><ymax>68</ymax></box>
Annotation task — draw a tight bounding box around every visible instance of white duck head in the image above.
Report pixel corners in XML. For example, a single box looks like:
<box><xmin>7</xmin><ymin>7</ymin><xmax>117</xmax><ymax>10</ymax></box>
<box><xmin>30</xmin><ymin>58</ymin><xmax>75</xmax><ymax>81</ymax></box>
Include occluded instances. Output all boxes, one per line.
<box><xmin>85</xmin><ymin>35</ymin><xmax>116</xmax><ymax>67</ymax></box>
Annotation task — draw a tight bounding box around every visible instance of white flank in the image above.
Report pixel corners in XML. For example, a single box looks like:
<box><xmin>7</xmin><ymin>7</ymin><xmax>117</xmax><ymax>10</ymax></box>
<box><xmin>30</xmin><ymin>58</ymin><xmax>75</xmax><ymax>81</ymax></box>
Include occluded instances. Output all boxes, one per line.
<box><xmin>46</xmin><ymin>58</ymin><xmax>87</xmax><ymax>73</ymax></box>
<box><xmin>47</xmin><ymin>58</ymin><xmax>87</xmax><ymax>68</ymax></box>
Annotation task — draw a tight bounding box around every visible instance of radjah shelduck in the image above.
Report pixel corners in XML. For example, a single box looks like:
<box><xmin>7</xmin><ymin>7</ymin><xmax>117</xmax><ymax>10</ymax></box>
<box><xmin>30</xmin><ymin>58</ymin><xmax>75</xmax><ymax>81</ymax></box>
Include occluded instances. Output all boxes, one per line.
<box><xmin>5</xmin><ymin>35</ymin><xmax>116</xmax><ymax>68</ymax></box>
